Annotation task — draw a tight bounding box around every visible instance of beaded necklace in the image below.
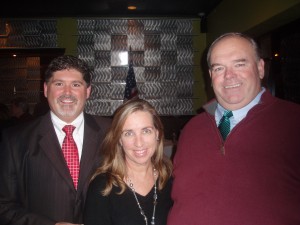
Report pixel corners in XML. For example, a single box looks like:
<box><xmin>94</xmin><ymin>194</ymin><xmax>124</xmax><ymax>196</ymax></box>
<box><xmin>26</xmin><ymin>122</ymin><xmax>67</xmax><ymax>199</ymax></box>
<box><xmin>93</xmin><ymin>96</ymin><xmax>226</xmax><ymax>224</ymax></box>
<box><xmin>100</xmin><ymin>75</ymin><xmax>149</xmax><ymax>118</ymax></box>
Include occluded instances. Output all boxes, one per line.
<box><xmin>127</xmin><ymin>168</ymin><xmax>158</xmax><ymax>225</ymax></box>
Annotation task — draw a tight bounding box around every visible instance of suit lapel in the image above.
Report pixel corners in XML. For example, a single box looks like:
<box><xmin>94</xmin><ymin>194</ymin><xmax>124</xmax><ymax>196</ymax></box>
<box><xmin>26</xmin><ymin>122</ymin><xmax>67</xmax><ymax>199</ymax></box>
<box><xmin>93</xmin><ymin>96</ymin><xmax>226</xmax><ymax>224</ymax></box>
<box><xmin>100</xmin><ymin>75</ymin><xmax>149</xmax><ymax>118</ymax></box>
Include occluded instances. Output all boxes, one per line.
<box><xmin>77</xmin><ymin>114</ymin><xmax>103</xmax><ymax>193</ymax></box>
<box><xmin>37</xmin><ymin>113</ymin><xmax>75</xmax><ymax>190</ymax></box>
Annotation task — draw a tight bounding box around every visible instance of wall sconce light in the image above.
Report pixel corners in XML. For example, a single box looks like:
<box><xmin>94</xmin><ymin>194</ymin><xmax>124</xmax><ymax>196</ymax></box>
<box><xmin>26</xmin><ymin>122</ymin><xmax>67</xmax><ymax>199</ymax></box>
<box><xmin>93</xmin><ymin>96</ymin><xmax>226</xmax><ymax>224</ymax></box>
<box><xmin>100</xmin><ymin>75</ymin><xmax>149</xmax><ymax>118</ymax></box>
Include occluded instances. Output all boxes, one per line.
<box><xmin>128</xmin><ymin>5</ymin><xmax>137</xmax><ymax>10</ymax></box>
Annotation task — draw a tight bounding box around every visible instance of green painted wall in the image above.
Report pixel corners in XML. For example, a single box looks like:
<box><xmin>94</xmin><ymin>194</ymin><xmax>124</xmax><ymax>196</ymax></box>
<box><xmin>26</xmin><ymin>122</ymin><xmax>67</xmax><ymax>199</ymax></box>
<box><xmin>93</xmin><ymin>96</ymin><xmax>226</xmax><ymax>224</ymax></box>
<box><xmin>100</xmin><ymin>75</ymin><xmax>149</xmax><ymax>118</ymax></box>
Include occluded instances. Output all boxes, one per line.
<box><xmin>57</xmin><ymin>18</ymin><xmax>78</xmax><ymax>56</ymax></box>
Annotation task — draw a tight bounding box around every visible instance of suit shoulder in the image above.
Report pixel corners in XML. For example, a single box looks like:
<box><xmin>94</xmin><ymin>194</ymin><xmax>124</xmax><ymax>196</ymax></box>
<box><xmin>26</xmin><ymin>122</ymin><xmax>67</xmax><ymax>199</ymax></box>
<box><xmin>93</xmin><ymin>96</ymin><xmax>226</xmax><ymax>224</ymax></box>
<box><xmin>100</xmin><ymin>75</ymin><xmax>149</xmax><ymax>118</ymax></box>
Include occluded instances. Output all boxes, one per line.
<box><xmin>85</xmin><ymin>114</ymin><xmax>112</xmax><ymax>130</ymax></box>
<box><xmin>93</xmin><ymin>115</ymin><xmax>112</xmax><ymax>125</ymax></box>
<box><xmin>86</xmin><ymin>114</ymin><xmax>112</xmax><ymax>126</ymax></box>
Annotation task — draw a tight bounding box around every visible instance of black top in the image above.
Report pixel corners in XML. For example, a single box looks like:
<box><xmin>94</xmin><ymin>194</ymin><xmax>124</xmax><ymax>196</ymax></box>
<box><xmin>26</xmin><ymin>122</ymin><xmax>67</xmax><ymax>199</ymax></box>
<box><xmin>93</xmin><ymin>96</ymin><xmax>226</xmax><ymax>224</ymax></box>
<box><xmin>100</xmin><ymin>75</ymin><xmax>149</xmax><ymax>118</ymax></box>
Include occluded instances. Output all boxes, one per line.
<box><xmin>84</xmin><ymin>174</ymin><xmax>173</xmax><ymax>225</ymax></box>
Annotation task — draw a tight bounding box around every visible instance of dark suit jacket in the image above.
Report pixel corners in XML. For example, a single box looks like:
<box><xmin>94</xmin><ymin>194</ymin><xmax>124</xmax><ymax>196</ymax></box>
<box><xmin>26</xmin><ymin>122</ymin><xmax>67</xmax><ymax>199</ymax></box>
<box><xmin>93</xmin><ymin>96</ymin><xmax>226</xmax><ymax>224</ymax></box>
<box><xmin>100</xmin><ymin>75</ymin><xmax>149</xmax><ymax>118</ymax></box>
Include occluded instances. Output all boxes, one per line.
<box><xmin>0</xmin><ymin>112</ymin><xmax>111</xmax><ymax>225</ymax></box>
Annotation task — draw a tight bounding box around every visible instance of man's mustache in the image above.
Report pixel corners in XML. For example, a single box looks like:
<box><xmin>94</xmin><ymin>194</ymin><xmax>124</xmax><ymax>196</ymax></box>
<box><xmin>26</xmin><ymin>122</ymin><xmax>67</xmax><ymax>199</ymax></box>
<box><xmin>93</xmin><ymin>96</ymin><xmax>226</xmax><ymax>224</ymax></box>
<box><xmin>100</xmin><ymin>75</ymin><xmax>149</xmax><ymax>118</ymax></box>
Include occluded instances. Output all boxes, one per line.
<box><xmin>58</xmin><ymin>95</ymin><xmax>77</xmax><ymax>102</ymax></box>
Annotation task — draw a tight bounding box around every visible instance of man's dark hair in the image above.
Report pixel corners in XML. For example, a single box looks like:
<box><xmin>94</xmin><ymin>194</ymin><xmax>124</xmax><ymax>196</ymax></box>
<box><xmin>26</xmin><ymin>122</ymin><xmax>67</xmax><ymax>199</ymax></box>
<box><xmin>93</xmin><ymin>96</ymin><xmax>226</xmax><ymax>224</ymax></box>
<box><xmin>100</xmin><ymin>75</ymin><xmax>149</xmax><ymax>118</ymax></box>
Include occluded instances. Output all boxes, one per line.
<box><xmin>44</xmin><ymin>55</ymin><xmax>91</xmax><ymax>86</ymax></box>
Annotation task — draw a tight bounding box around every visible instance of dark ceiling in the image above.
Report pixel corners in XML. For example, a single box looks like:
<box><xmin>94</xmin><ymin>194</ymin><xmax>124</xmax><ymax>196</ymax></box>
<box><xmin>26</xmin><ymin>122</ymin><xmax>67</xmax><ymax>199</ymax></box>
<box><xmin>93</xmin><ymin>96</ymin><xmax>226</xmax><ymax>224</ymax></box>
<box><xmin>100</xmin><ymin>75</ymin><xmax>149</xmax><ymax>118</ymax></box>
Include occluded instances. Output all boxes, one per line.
<box><xmin>1</xmin><ymin>0</ymin><xmax>223</xmax><ymax>18</ymax></box>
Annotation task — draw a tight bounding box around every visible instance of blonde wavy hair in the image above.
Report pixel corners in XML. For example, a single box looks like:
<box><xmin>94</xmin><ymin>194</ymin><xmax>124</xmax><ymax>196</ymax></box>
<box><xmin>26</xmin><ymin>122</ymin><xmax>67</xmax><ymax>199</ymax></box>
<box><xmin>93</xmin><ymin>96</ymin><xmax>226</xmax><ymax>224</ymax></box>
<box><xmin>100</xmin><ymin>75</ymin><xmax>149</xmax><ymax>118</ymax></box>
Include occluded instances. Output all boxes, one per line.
<box><xmin>92</xmin><ymin>98</ymin><xmax>173</xmax><ymax>196</ymax></box>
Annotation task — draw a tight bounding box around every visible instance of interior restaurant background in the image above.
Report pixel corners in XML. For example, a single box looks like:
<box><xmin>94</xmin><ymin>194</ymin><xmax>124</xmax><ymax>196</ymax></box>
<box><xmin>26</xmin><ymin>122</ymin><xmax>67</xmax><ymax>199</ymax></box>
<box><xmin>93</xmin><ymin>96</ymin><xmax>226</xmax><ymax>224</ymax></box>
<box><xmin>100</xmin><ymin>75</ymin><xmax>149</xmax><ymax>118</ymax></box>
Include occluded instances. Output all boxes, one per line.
<box><xmin>0</xmin><ymin>0</ymin><xmax>299</xmax><ymax>138</ymax></box>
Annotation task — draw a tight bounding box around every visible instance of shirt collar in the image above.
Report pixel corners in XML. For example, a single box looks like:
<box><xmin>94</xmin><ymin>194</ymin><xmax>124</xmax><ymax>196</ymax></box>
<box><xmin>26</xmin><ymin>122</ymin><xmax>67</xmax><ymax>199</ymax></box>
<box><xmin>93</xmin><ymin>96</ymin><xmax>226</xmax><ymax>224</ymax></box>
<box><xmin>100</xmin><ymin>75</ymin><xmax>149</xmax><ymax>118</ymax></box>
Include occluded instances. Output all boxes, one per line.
<box><xmin>51</xmin><ymin>111</ymin><xmax>84</xmax><ymax>135</ymax></box>
<box><xmin>216</xmin><ymin>87</ymin><xmax>265</xmax><ymax>121</ymax></box>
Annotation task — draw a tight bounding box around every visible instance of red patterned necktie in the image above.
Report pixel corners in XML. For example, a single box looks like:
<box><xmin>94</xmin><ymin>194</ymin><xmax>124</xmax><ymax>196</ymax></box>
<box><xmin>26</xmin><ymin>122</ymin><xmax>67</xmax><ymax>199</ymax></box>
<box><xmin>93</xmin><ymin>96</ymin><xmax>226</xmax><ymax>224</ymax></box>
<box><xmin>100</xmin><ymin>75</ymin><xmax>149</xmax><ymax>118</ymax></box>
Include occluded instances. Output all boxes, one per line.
<box><xmin>62</xmin><ymin>125</ymin><xmax>80</xmax><ymax>189</ymax></box>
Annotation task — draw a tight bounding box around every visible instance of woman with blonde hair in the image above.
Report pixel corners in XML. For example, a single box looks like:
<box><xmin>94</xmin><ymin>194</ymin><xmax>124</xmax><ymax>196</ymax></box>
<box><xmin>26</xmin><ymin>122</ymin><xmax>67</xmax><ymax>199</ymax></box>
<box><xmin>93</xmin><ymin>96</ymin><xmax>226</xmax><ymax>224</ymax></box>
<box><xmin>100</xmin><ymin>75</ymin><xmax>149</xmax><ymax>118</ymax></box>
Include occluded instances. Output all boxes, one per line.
<box><xmin>84</xmin><ymin>98</ymin><xmax>173</xmax><ymax>225</ymax></box>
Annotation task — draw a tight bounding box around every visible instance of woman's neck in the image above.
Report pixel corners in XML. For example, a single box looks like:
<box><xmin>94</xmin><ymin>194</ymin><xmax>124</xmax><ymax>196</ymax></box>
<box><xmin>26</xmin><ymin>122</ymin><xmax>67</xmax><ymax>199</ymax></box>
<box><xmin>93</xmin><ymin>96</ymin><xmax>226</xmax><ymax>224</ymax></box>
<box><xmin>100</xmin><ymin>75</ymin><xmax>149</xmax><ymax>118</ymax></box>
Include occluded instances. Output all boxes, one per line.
<box><xmin>126</xmin><ymin>161</ymin><xmax>153</xmax><ymax>180</ymax></box>
<box><xmin>125</xmin><ymin>161</ymin><xmax>156</xmax><ymax>196</ymax></box>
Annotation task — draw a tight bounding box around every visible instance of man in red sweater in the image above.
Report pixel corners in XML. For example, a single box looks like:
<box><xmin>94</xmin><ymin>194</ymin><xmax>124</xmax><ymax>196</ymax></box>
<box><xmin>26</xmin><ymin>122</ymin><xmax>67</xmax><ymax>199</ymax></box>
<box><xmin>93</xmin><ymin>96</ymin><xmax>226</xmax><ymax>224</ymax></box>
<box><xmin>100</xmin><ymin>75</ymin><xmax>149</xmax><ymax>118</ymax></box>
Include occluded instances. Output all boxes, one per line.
<box><xmin>167</xmin><ymin>32</ymin><xmax>300</xmax><ymax>225</ymax></box>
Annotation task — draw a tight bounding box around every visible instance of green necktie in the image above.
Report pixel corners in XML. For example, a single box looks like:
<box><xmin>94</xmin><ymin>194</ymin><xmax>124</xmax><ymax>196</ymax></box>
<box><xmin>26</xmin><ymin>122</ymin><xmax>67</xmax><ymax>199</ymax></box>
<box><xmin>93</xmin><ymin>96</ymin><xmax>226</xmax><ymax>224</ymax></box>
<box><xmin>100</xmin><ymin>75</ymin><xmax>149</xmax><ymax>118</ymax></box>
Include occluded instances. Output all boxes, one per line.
<box><xmin>218</xmin><ymin>110</ymin><xmax>233</xmax><ymax>140</ymax></box>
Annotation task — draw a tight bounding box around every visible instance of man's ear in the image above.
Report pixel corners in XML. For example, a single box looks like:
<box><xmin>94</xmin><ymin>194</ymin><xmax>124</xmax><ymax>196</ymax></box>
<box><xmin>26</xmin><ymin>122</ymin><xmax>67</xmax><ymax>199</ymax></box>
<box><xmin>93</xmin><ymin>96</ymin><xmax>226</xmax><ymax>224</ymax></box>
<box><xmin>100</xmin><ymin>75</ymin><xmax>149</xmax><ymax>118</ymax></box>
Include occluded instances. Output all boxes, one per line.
<box><xmin>258</xmin><ymin>59</ymin><xmax>265</xmax><ymax>80</ymax></box>
<box><xmin>43</xmin><ymin>82</ymin><xmax>48</xmax><ymax>98</ymax></box>
<box><xmin>86</xmin><ymin>85</ymin><xmax>91</xmax><ymax>99</ymax></box>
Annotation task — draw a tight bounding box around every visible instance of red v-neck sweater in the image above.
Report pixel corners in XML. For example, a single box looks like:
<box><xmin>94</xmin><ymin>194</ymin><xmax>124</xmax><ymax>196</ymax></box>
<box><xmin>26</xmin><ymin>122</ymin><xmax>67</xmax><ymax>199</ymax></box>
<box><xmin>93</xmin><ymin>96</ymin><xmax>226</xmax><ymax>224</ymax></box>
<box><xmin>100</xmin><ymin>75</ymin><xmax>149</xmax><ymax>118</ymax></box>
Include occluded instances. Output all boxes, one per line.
<box><xmin>168</xmin><ymin>91</ymin><xmax>300</xmax><ymax>225</ymax></box>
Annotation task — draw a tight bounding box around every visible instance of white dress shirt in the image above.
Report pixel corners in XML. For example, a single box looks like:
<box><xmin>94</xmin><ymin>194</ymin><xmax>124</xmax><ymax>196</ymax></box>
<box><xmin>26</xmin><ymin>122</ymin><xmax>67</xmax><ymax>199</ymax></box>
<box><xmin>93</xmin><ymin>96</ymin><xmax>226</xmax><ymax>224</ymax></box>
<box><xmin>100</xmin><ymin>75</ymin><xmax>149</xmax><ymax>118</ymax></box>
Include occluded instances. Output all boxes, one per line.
<box><xmin>51</xmin><ymin>112</ymin><xmax>85</xmax><ymax>160</ymax></box>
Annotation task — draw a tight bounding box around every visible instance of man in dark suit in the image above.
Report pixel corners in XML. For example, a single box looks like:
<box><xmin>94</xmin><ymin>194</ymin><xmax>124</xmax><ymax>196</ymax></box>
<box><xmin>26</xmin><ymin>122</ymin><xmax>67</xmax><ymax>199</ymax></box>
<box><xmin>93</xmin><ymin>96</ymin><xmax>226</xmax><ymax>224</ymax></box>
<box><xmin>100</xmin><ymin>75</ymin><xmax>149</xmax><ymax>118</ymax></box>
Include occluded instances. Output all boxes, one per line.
<box><xmin>0</xmin><ymin>55</ymin><xmax>111</xmax><ymax>225</ymax></box>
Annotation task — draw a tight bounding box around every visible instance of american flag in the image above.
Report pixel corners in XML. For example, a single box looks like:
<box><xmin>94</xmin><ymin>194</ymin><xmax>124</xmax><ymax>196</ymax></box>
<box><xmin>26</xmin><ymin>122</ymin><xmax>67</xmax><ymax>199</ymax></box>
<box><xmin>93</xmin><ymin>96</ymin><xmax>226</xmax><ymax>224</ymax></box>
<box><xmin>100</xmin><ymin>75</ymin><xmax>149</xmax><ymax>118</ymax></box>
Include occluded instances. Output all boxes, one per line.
<box><xmin>124</xmin><ymin>60</ymin><xmax>138</xmax><ymax>101</ymax></box>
